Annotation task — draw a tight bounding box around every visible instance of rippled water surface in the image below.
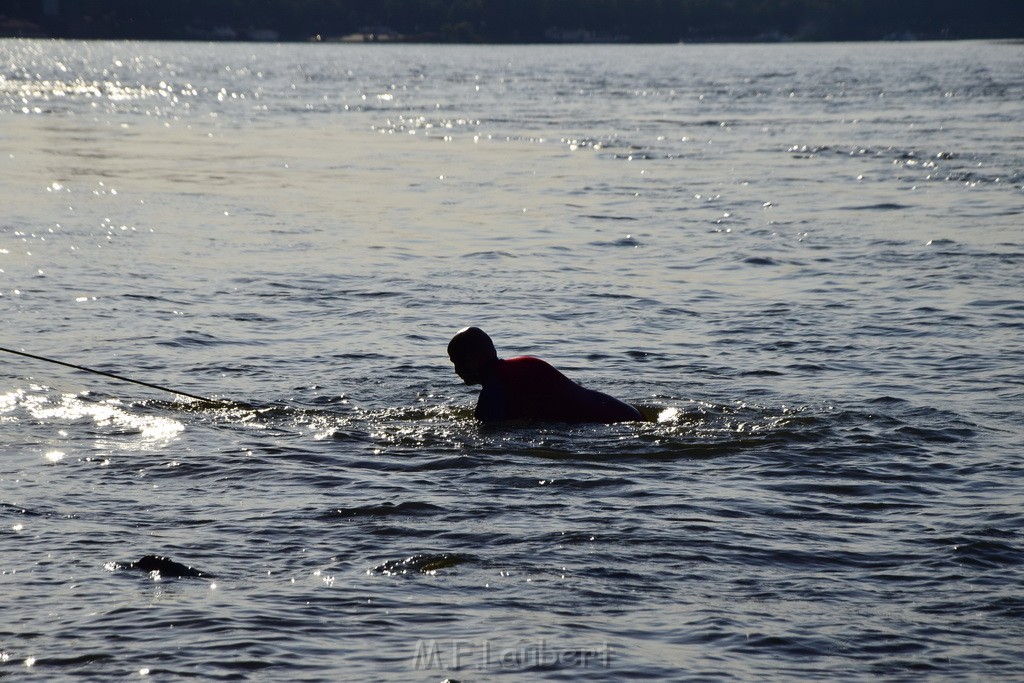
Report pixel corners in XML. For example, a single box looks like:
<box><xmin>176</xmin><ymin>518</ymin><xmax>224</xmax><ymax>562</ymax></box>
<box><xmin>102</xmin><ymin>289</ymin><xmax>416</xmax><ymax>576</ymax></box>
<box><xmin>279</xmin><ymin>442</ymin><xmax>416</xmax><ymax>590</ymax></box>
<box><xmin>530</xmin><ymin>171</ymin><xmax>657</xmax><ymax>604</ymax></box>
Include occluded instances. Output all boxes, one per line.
<box><xmin>2</xmin><ymin>39</ymin><xmax>1023</xmax><ymax>680</ymax></box>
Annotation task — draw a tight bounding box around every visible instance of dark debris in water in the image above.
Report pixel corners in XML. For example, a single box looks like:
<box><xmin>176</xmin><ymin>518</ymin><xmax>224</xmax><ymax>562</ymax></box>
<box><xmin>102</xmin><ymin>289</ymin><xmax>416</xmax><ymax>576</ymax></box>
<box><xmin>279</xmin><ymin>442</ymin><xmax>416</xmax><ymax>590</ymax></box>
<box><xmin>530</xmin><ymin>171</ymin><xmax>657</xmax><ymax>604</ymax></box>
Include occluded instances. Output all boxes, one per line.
<box><xmin>369</xmin><ymin>553</ymin><xmax>473</xmax><ymax>576</ymax></box>
<box><xmin>106</xmin><ymin>555</ymin><xmax>215</xmax><ymax>579</ymax></box>
<box><xmin>948</xmin><ymin>533</ymin><xmax>1023</xmax><ymax>570</ymax></box>
<box><xmin>324</xmin><ymin>501</ymin><xmax>444</xmax><ymax>519</ymax></box>
<box><xmin>1</xmin><ymin>502</ymin><xmax>40</xmax><ymax>516</ymax></box>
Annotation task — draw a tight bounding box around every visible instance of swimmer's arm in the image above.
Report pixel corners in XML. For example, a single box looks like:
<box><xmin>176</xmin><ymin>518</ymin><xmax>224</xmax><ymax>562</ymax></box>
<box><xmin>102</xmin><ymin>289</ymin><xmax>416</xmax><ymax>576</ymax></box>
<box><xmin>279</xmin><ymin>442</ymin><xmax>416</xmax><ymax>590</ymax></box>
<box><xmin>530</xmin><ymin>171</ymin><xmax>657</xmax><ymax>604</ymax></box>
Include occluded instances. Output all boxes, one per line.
<box><xmin>474</xmin><ymin>383</ymin><xmax>508</xmax><ymax>421</ymax></box>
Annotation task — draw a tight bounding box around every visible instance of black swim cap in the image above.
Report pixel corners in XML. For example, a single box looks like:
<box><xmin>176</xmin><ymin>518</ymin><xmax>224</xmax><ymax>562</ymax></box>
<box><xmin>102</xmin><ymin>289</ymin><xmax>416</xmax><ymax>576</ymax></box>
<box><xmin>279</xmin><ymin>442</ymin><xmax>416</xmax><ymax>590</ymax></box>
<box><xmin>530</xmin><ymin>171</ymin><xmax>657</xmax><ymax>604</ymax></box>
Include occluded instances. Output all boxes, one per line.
<box><xmin>448</xmin><ymin>326</ymin><xmax>497</xmax><ymax>360</ymax></box>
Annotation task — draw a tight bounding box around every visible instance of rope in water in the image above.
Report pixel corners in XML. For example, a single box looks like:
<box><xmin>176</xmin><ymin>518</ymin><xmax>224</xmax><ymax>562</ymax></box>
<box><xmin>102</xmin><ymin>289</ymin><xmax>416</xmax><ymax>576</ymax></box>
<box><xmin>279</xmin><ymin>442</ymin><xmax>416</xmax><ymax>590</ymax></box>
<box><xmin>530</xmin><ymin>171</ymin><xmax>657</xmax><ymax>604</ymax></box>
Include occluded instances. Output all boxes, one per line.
<box><xmin>1</xmin><ymin>345</ymin><xmax>224</xmax><ymax>404</ymax></box>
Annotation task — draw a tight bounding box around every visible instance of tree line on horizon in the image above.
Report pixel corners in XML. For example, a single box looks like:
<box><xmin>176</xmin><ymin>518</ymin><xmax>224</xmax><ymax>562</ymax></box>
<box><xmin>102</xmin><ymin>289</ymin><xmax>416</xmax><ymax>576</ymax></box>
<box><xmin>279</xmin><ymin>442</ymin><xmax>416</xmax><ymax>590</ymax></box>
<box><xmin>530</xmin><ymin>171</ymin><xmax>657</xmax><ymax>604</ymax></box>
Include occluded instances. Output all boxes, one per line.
<box><xmin>2</xmin><ymin>0</ymin><xmax>1021</xmax><ymax>42</ymax></box>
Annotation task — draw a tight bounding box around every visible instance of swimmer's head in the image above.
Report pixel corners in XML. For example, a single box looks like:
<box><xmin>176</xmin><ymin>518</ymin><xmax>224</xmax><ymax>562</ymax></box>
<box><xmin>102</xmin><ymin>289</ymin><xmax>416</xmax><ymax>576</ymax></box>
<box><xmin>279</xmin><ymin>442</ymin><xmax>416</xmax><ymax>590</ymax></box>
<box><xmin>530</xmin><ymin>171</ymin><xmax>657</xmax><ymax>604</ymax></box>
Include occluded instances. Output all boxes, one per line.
<box><xmin>448</xmin><ymin>326</ymin><xmax>498</xmax><ymax>385</ymax></box>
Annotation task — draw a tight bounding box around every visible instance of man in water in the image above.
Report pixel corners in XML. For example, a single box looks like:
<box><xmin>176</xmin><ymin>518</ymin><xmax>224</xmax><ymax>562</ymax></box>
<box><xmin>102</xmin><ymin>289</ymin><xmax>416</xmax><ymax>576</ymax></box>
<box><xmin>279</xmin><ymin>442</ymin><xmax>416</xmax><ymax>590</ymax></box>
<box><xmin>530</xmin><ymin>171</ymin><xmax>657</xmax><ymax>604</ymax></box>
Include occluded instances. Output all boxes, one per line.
<box><xmin>447</xmin><ymin>327</ymin><xmax>643</xmax><ymax>423</ymax></box>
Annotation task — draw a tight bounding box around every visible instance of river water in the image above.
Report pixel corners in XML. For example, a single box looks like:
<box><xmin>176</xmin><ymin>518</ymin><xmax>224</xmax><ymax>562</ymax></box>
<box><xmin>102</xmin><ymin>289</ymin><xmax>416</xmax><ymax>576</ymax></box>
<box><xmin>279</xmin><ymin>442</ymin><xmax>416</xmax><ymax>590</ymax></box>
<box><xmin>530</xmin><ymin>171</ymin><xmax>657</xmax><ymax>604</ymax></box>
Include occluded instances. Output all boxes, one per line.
<box><xmin>1</xmin><ymin>39</ymin><xmax>1022</xmax><ymax>680</ymax></box>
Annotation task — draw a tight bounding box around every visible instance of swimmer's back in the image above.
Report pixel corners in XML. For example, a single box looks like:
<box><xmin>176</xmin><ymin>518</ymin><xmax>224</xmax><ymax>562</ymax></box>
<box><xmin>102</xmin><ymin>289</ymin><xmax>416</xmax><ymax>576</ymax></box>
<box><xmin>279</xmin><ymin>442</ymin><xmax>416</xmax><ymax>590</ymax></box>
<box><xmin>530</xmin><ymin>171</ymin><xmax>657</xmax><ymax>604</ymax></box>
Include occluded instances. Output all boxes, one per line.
<box><xmin>477</xmin><ymin>356</ymin><xmax>641</xmax><ymax>423</ymax></box>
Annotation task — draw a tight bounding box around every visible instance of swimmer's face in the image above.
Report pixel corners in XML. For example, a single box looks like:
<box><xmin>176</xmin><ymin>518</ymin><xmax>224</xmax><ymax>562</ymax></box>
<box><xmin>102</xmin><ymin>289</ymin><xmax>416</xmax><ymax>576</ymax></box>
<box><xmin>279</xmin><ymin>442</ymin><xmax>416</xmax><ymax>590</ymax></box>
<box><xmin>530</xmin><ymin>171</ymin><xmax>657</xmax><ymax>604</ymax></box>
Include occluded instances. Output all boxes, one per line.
<box><xmin>450</xmin><ymin>352</ymin><xmax>483</xmax><ymax>385</ymax></box>
<box><xmin>449</xmin><ymin>353</ymin><xmax>474</xmax><ymax>384</ymax></box>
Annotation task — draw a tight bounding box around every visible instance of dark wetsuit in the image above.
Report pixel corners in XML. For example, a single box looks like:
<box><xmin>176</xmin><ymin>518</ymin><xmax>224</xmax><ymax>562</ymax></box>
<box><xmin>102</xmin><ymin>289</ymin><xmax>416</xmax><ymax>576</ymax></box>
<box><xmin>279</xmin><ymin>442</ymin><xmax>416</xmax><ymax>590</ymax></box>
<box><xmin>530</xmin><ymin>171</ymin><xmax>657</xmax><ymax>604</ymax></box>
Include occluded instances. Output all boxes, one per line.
<box><xmin>475</xmin><ymin>356</ymin><xmax>642</xmax><ymax>423</ymax></box>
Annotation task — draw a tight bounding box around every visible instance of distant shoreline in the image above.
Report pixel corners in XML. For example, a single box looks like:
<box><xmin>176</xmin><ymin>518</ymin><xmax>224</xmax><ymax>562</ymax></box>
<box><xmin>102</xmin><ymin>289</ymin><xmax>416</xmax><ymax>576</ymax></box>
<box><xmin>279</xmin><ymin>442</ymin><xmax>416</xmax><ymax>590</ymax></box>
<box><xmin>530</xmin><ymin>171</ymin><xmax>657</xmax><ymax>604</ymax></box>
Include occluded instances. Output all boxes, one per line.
<box><xmin>1</xmin><ymin>33</ymin><xmax>1019</xmax><ymax>46</ymax></box>
<box><xmin>2</xmin><ymin>1</ymin><xmax>1021</xmax><ymax>45</ymax></box>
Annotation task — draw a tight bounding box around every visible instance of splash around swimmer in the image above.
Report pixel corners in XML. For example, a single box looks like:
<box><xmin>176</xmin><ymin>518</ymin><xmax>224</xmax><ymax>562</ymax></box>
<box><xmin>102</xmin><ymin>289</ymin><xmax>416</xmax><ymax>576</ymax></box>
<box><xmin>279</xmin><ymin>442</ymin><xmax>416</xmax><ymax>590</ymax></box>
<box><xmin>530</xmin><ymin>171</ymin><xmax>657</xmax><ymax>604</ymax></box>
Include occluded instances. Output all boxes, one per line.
<box><xmin>447</xmin><ymin>327</ymin><xmax>643</xmax><ymax>423</ymax></box>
